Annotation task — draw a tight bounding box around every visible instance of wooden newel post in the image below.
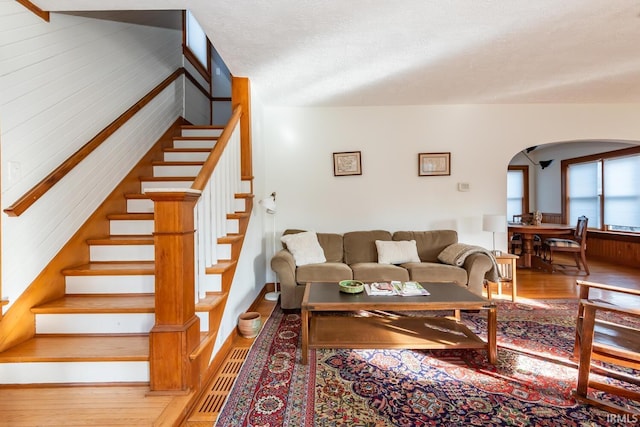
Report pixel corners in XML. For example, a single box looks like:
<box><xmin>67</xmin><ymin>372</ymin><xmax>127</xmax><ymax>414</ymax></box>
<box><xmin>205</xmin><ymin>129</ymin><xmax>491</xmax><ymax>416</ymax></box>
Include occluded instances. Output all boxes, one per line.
<box><xmin>147</xmin><ymin>189</ymin><xmax>201</xmax><ymax>393</ymax></box>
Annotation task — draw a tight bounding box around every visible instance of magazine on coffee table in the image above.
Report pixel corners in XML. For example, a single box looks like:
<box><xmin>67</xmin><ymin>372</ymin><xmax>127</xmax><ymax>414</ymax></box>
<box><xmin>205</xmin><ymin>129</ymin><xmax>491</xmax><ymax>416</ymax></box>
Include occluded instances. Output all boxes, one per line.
<box><xmin>365</xmin><ymin>281</ymin><xmax>430</xmax><ymax>296</ymax></box>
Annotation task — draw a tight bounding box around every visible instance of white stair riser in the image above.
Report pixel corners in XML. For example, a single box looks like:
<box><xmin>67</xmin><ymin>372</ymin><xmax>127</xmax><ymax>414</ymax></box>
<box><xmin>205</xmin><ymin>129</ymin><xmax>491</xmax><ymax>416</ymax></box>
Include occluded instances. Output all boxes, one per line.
<box><xmin>173</xmin><ymin>140</ymin><xmax>216</xmax><ymax>149</ymax></box>
<box><xmin>234</xmin><ymin>198</ymin><xmax>246</xmax><ymax>212</ymax></box>
<box><xmin>181</xmin><ymin>128</ymin><xmax>222</xmax><ymax>137</ymax></box>
<box><xmin>217</xmin><ymin>244</ymin><xmax>231</xmax><ymax>260</ymax></box>
<box><xmin>240</xmin><ymin>180</ymin><xmax>252</xmax><ymax>194</ymax></box>
<box><xmin>35</xmin><ymin>313</ymin><xmax>155</xmax><ymax>334</ymax></box>
<box><xmin>141</xmin><ymin>180</ymin><xmax>193</xmax><ymax>191</ymax></box>
<box><xmin>227</xmin><ymin>219</ymin><xmax>239</xmax><ymax>234</ymax></box>
<box><xmin>164</xmin><ymin>152</ymin><xmax>210</xmax><ymax>162</ymax></box>
<box><xmin>0</xmin><ymin>361</ymin><xmax>149</xmax><ymax>384</ymax></box>
<box><xmin>153</xmin><ymin>165</ymin><xmax>202</xmax><ymax>177</ymax></box>
<box><xmin>65</xmin><ymin>275</ymin><xmax>155</xmax><ymax>294</ymax></box>
<box><xmin>110</xmin><ymin>220</ymin><xmax>154</xmax><ymax>235</ymax></box>
<box><xmin>90</xmin><ymin>245</ymin><xmax>154</xmax><ymax>262</ymax></box>
<box><xmin>197</xmin><ymin>275</ymin><xmax>222</xmax><ymax>297</ymax></box>
<box><xmin>127</xmin><ymin>198</ymin><xmax>154</xmax><ymax>213</ymax></box>
<box><xmin>196</xmin><ymin>312</ymin><xmax>209</xmax><ymax>332</ymax></box>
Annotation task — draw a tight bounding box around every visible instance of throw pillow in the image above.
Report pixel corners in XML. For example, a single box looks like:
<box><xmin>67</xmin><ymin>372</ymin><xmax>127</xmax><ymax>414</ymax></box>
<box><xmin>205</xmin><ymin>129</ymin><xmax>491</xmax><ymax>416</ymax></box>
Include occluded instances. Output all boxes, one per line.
<box><xmin>281</xmin><ymin>231</ymin><xmax>327</xmax><ymax>266</ymax></box>
<box><xmin>376</xmin><ymin>240</ymin><xmax>420</xmax><ymax>264</ymax></box>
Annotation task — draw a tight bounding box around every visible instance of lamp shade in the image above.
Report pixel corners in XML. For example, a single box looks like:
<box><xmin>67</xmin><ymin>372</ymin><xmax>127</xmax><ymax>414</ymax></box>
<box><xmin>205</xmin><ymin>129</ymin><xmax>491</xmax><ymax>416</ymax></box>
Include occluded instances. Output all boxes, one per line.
<box><xmin>482</xmin><ymin>214</ymin><xmax>506</xmax><ymax>233</ymax></box>
<box><xmin>259</xmin><ymin>192</ymin><xmax>277</xmax><ymax>214</ymax></box>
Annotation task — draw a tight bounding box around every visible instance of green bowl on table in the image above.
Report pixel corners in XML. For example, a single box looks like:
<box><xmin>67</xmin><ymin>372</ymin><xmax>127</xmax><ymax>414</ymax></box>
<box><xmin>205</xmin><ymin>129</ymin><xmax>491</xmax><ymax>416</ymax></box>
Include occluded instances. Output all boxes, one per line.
<box><xmin>339</xmin><ymin>280</ymin><xmax>365</xmax><ymax>294</ymax></box>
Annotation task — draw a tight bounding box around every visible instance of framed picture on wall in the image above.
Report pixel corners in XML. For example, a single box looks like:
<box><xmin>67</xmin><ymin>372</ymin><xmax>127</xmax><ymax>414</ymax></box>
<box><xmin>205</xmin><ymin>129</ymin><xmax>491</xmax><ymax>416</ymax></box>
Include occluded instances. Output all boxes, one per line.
<box><xmin>418</xmin><ymin>152</ymin><xmax>451</xmax><ymax>176</ymax></box>
<box><xmin>333</xmin><ymin>151</ymin><xmax>362</xmax><ymax>176</ymax></box>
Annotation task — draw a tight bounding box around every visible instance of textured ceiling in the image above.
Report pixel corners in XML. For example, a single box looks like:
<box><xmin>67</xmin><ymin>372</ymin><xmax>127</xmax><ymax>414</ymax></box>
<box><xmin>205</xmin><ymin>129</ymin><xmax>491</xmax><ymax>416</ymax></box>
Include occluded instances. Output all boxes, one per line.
<box><xmin>35</xmin><ymin>0</ymin><xmax>640</xmax><ymax>106</ymax></box>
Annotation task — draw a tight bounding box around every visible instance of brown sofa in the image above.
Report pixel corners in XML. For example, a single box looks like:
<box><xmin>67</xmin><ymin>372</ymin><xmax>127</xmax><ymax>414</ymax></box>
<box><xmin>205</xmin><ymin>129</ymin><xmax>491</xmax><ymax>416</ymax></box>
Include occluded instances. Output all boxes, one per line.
<box><xmin>271</xmin><ymin>229</ymin><xmax>496</xmax><ymax>309</ymax></box>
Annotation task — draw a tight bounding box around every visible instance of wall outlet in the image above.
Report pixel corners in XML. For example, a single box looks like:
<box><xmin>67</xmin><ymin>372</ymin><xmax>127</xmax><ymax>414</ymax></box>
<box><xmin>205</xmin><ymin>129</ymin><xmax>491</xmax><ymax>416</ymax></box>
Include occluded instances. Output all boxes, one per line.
<box><xmin>457</xmin><ymin>182</ymin><xmax>470</xmax><ymax>192</ymax></box>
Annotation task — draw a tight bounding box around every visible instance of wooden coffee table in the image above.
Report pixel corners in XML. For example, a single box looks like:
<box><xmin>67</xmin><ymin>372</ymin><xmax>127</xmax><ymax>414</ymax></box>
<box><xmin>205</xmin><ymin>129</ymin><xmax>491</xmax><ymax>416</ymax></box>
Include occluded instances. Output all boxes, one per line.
<box><xmin>300</xmin><ymin>282</ymin><xmax>497</xmax><ymax>364</ymax></box>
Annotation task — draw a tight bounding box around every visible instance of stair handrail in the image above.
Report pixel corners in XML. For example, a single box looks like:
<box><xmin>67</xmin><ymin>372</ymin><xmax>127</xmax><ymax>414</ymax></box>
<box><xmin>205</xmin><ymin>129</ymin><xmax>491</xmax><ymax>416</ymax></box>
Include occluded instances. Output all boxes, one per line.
<box><xmin>3</xmin><ymin>68</ymin><xmax>186</xmax><ymax>218</ymax></box>
<box><xmin>191</xmin><ymin>106</ymin><xmax>242</xmax><ymax>192</ymax></box>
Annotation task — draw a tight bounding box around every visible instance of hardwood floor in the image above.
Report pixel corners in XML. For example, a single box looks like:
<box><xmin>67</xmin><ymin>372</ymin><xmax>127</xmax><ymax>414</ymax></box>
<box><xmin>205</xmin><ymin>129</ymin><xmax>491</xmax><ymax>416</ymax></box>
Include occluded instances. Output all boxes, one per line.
<box><xmin>1</xmin><ymin>255</ymin><xmax>638</xmax><ymax>426</ymax></box>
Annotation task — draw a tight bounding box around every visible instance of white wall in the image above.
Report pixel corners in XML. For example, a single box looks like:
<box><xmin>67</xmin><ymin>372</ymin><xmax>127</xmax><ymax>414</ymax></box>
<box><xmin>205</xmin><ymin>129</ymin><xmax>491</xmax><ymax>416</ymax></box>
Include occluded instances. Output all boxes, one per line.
<box><xmin>183</xmin><ymin>59</ymin><xmax>211</xmax><ymax>125</ymax></box>
<box><xmin>0</xmin><ymin>4</ymin><xmax>183</xmax><ymax>307</ymax></box>
<box><xmin>262</xmin><ymin>104</ymin><xmax>640</xmax><ymax>258</ymax></box>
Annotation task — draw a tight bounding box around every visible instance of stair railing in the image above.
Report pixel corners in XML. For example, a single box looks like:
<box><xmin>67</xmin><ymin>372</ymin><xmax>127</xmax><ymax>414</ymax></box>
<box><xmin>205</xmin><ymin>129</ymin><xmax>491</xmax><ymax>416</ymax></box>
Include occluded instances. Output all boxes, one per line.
<box><xmin>193</xmin><ymin>106</ymin><xmax>242</xmax><ymax>299</ymax></box>
<box><xmin>145</xmin><ymin>105</ymin><xmax>242</xmax><ymax>393</ymax></box>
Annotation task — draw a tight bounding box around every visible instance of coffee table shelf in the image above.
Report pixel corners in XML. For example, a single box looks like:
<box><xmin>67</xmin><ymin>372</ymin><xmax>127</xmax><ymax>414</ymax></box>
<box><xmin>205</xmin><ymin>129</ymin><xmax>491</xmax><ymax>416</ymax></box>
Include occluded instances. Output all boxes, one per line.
<box><xmin>309</xmin><ymin>315</ymin><xmax>487</xmax><ymax>349</ymax></box>
<box><xmin>301</xmin><ymin>282</ymin><xmax>496</xmax><ymax>364</ymax></box>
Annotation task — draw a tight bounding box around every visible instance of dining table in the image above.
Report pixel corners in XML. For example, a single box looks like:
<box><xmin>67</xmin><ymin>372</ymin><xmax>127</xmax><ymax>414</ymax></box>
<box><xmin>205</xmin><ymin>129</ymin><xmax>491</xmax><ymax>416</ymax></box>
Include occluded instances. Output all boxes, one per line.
<box><xmin>507</xmin><ymin>223</ymin><xmax>575</xmax><ymax>269</ymax></box>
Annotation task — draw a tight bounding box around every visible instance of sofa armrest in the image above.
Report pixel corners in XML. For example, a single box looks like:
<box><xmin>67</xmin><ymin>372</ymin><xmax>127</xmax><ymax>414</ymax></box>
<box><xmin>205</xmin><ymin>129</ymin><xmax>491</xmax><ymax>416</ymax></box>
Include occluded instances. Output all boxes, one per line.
<box><xmin>271</xmin><ymin>249</ymin><xmax>298</xmax><ymax>306</ymax></box>
<box><xmin>462</xmin><ymin>253</ymin><xmax>493</xmax><ymax>296</ymax></box>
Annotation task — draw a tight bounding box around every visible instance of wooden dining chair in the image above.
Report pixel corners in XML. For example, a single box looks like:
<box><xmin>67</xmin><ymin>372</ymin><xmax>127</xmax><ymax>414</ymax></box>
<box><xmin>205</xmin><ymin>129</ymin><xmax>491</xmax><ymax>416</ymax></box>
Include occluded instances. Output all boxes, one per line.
<box><xmin>510</xmin><ymin>214</ymin><xmax>541</xmax><ymax>255</ymax></box>
<box><xmin>573</xmin><ymin>280</ymin><xmax>640</xmax><ymax>415</ymax></box>
<box><xmin>543</xmin><ymin>216</ymin><xmax>589</xmax><ymax>274</ymax></box>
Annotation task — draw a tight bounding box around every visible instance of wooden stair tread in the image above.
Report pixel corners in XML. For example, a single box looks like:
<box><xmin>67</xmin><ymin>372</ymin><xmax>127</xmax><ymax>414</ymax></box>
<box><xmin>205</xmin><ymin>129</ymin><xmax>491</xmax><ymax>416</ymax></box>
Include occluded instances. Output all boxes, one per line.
<box><xmin>196</xmin><ymin>293</ymin><xmax>227</xmax><ymax>311</ymax></box>
<box><xmin>87</xmin><ymin>235</ymin><xmax>154</xmax><ymax>245</ymax></box>
<box><xmin>139</xmin><ymin>176</ymin><xmax>195</xmax><ymax>181</ymax></box>
<box><xmin>181</xmin><ymin>125</ymin><xmax>224</xmax><ymax>130</ymax></box>
<box><xmin>124</xmin><ymin>193</ymin><xmax>151</xmax><ymax>200</ymax></box>
<box><xmin>206</xmin><ymin>260</ymin><xmax>236</xmax><ymax>274</ymax></box>
<box><xmin>163</xmin><ymin>147</ymin><xmax>211</xmax><ymax>153</ymax></box>
<box><xmin>0</xmin><ymin>335</ymin><xmax>148</xmax><ymax>362</ymax></box>
<box><xmin>107</xmin><ymin>213</ymin><xmax>154</xmax><ymax>220</ymax></box>
<box><xmin>62</xmin><ymin>262</ymin><xmax>155</xmax><ymax>276</ymax></box>
<box><xmin>228</xmin><ymin>212</ymin><xmax>250</xmax><ymax>219</ymax></box>
<box><xmin>32</xmin><ymin>294</ymin><xmax>155</xmax><ymax>314</ymax></box>
<box><xmin>218</xmin><ymin>234</ymin><xmax>243</xmax><ymax>244</ymax></box>
<box><xmin>172</xmin><ymin>136</ymin><xmax>219</xmax><ymax>141</ymax></box>
<box><xmin>235</xmin><ymin>193</ymin><xmax>254</xmax><ymax>199</ymax></box>
<box><xmin>151</xmin><ymin>161</ymin><xmax>205</xmax><ymax>166</ymax></box>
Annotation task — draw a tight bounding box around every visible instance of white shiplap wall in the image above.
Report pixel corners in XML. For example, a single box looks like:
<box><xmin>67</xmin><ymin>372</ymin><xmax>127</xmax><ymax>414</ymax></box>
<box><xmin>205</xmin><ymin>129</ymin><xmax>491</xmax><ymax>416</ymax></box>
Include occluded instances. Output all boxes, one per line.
<box><xmin>0</xmin><ymin>3</ymin><xmax>184</xmax><ymax>306</ymax></box>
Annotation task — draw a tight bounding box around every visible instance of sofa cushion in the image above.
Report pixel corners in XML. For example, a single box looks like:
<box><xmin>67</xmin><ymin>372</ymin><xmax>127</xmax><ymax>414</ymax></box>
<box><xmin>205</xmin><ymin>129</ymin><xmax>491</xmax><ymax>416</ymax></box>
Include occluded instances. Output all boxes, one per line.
<box><xmin>351</xmin><ymin>262</ymin><xmax>410</xmax><ymax>283</ymax></box>
<box><xmin>402</xmin><ymin>261</ymin><xmax>467</xmax><ymax>285</ymax></box>
<box><xmin>282</xmin><ymin>229</ymin><xmax>344</xmax><ymax>262</ymax></box>
<box><xmin>343</xmin><ymin>230</ymin><xmax>392</xmax><ymax>265</ymax></box>
<box><xmin>375</xmin><ymin>240</ymin><xmax>420</xmax><ymax>264</ymax></box>
<box><xmin>296</xmin><ymin>262</ymin><xmax>353</xmax><ymax>284</ymax></box>
<box><xmin>280</xmin><ymin>231</ymin><xmax>326</xmax><ymax>266</ymax></box>
<box><xmin>393</xmin><ymin>230</ymin><xmax>458</xmax><ymax>262</ymax></box>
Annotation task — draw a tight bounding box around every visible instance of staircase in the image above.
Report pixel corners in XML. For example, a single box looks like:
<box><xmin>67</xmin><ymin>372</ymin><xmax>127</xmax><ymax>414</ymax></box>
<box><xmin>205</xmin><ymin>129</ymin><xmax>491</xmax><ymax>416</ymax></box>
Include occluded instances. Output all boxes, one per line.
<box><xmin>0</xmin><ymin>125</ymin><xmax>251</xmax><ymax>385</ymax></box>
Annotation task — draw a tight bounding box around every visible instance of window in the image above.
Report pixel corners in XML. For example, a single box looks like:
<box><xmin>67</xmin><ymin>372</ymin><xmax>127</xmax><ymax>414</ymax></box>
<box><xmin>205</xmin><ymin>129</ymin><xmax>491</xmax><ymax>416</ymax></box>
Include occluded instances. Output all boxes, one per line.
<box><xmin>507</xmin><ymin>166</ymin><xmax>529</xmax><ymax>221</ymax></box>
<box><xmin>566</xmin><ymin>147</ymin><xmax>640</xmax><ymax>233</ymax></box>
<box><xmin>604</xmin><ymin>155</ymin><xmax>640</xmax><ymax>231</ymax></box>
<box><xmin>186</xmin><ymin>11</ymin><xmax>207</xmax><ymax>67</ymax></box>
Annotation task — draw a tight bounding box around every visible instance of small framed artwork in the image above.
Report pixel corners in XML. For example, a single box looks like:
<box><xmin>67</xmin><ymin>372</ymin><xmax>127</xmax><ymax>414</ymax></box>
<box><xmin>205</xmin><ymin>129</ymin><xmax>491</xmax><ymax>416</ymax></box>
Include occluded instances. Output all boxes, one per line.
<box><xmin>333</xmin><ymin>151</ymin><xmax>362</xmax><ymax>176</ymax></box>
<box><xmin>418</xmin><ymin>152</ymin><xmax>451</xmax><ymax>176</ymax></box>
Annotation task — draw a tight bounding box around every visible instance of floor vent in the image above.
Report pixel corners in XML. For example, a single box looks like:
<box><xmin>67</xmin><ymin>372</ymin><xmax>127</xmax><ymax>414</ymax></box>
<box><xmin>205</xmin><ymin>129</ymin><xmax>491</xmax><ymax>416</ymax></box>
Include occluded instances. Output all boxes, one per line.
<box><xmin>185</xmin><ymin>346</ymin><xmax>250</xmax><ymax>425</ymax></box>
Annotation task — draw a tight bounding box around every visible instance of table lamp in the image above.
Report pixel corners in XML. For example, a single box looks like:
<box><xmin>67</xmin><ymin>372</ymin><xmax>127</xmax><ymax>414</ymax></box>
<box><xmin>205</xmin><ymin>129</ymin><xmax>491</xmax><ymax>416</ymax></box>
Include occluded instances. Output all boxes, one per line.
<box><xmin>483</xmin><ymin>214</ymin><xmax>506</xmax><ymax>255</ymax></box>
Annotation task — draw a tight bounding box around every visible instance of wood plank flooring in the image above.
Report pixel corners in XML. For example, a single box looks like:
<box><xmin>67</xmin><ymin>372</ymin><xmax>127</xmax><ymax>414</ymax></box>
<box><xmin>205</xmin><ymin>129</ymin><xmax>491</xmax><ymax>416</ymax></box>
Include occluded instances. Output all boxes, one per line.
<box><xmin>1</xmin><ymin>254</ymin><xmax>638</xmax><ymax>426</ymax></box>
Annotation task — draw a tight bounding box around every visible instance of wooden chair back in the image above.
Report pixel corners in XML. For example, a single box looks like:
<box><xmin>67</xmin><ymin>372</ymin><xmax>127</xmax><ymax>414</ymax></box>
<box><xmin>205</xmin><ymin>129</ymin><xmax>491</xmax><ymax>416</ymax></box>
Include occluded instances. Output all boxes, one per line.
<box><xmin>541</xmin><ymin>212</ymin><xmax>563</xmax><ymax>224</ymax></box>
<box><xmin>573</xmin><ymin>280</ymin><xmax>640</xmax><ymax>415</ymax></box>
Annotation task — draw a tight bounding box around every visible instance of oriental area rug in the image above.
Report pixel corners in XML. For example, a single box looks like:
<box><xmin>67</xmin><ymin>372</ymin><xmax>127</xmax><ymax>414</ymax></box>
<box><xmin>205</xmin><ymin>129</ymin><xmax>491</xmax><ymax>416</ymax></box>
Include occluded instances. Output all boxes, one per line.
<box><xmin>216</xmin><ymin>299</ymin><xmax>640</xmax><ymax>426</ymax></box>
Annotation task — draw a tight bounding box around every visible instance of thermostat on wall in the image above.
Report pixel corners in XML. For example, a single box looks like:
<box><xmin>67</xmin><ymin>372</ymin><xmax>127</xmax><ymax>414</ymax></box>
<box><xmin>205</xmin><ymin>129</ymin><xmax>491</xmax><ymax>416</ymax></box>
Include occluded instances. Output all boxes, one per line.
<box><xmin>457</xmin><ymin>182</ymin><xmax>470</xmax><ymax>192</ymax></box>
